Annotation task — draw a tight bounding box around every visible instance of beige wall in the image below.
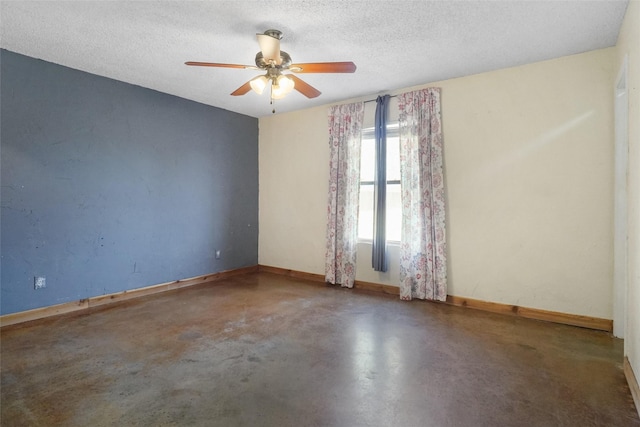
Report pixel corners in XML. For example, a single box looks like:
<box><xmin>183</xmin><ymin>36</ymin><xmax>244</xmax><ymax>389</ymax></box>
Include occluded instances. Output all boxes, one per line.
<box><xmin>616</xmin><ymin>0</ymin><xmax>640</xmax><ymax>381</ymax></box>
<box><xmin>259</xmin><ymin>106</ymin><xmax>331</xmax><ymax>275</ymax></box>
<box><xmin>259</xmin><ymin>47</ymin><xmax>615</xmax><ymax>319</ymax></box>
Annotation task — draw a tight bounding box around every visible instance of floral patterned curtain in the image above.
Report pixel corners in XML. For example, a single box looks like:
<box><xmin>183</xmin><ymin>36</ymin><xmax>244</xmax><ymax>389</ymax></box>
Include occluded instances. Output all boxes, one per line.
<box><xmin>325</xmin><ymin>102</ymin><xmax>365</xmax><ymax>288</ymax></box>
<box><xmin>398</xmin><ymin>88</ymin><xmax>447</xmax><ymax>301</ymax></box>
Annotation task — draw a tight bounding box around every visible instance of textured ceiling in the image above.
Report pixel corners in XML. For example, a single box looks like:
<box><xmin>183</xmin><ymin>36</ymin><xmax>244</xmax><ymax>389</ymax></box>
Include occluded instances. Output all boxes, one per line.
<box><xmin>1</xmin><ymin>1</ymin><xmax>629</xmax><ymax>118</ymax></box>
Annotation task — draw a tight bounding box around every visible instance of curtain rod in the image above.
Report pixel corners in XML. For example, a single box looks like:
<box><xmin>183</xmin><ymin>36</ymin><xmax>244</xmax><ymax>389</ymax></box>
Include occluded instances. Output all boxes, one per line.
<box><xmin>363</xmin><ymin>94</ymin><xmax>397</xmax><ymax>104</ymax></box>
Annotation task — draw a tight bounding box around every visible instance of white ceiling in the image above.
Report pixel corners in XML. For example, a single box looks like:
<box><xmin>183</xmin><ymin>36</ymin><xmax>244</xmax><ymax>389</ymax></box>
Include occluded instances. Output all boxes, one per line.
<box><xmin>1</xmin><ymin>1</ymin><xmax>629</xmax><ymax>118</ymax></box>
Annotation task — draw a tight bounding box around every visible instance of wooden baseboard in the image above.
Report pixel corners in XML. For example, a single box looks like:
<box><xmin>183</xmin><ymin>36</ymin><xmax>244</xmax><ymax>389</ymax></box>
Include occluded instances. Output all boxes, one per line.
<box><xmin>0</xmin><ymin>265</ymin><xmax>258</xmax><ymax>328</ymax></box>
<box><xmin>258</xmin><ymin>265</ymin><xmax>326</xmax><ymax>283</ymax></box>
<box><xmin>257</xmin><ymin>265</ymin><xmax>400</xmax><ymax>295</ymax></box>
<box><xmin>259</xmin><ymin>265</ymin><xmax>612</xmax><ymax>332</ymax></box>
<box><xmin>3</xmin><ymin>264</ymin><xmax>613</xmax><ymax>333</ymax></box>
<box><xmin>625</xmin><ymin>357</ymin><xmax>640</xmax><ymax>417</ymax></box>
<box><xmin>0</xmin><ymin>299</ymin><xmax>91</xmax><ymax>327</ymax></box>
<box><xmin>445</xmin><ymin>295</ymin><xmax>613</xmax><ymax>332</ymax></box>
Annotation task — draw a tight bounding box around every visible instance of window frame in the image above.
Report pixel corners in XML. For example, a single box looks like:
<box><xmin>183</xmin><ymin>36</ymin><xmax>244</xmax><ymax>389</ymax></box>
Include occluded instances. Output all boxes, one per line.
<box><xmin>358</xmin><ymin>122</ymin><xmax>401</xmax><ymax>244</ymax></box>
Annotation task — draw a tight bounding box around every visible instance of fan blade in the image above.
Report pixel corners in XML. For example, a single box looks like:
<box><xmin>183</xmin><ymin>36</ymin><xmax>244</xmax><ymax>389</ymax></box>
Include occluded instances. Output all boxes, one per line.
<box><xmin>257</xmin><ymin>33</ymin><xmax>281</xmax><ymax>65</ymax></box>
<box><xmin>290</xmin><ymin>62</ymin><xmax>356</xmax><ymax>73</ymax></box>
<box><xmin>288</xmin><ymin>75</ymin><xmax>321</xmax><ymax>98</ymax></box>
<box><xmin>185</xmin><ymin>61</ymin><xmax>256</xmax><ymax>69</ymax></box>
<box><xmin>230</xmin><ymin>81</ymin><xmax>252</xmax><ymax>96</ymax></box>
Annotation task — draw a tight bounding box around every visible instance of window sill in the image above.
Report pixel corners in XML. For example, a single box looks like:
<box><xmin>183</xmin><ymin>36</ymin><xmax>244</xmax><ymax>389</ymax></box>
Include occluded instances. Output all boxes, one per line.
<box><xmin>358</xmin><ymin>239</ymin><xmax>401</xmax><ymax>247</ymax></box>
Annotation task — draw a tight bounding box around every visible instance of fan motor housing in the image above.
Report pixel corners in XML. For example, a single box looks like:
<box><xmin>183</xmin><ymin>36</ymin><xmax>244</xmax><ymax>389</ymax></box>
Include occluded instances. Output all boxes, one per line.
<box><xmin>255</xmin><ymin>51</ymin><xmax>292</xmax><ymax>69</ymax></box>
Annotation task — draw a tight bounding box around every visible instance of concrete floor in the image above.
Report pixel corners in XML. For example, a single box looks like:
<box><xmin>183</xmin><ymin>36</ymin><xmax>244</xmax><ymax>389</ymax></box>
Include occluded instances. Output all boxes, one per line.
<box><xmin>1</xmin><ymin>272</ymin><xmax>638</xmax><ymax>426</ymax></box>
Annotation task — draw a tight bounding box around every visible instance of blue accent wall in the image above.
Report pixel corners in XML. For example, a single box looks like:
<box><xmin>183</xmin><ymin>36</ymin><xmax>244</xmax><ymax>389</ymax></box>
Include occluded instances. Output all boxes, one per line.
<box><xmin>0</xmin><ymin>50</ymin><xmax>259</xmax><ymax>315</ymax></box>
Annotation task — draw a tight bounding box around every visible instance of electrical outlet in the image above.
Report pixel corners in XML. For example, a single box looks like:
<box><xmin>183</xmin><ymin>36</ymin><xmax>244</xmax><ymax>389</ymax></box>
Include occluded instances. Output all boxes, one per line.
<box><xmin>34</xmin><ymin>276</ymin><xmax>46</xmax><ymax>290</ymax></box>
<box><xmin>215</xmin><ymin>250</ymin><xmax>221</xmax><ymax>259</ymax></box>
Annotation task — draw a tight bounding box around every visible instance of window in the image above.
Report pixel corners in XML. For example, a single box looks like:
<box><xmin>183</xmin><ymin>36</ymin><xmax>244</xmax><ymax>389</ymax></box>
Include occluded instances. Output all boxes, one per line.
<box><xmin>358</xmin><ymin>123</ymin><xmax>401</xmax><ymax>242</ymax></box>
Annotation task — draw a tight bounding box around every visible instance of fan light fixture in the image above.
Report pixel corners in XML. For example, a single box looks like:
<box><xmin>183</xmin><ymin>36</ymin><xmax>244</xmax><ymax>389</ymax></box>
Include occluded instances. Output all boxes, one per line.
<box><xmin>250</xmin><ymin>74</ymin><xmax>295</xmax><ymax>99</ymax></box>
<box><xmin>271</xmin><ymin>75</ymin><xmax>295</xmax><ymax>99</ymax></box>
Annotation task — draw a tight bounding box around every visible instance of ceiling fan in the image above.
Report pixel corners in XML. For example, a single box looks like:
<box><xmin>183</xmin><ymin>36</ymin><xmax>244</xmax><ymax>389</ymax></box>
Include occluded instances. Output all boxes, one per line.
<box><xmin>185</xmin><ymin>29</ymin><xmax>356</xmax><ymax>111</ymax></box>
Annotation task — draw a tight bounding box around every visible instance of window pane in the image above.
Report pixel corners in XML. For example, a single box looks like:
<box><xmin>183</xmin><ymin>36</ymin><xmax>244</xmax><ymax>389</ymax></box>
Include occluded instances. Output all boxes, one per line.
<box><xmin>386</xmin><ymin>183</ymin><xmax>402</xmax><ymax>241</ymax></box>
<box><xmin>387</xmin><ymin>137</ymin><xmax>400</xmax><ymax>181</ymax></box>
<box><xmin>358</xmin><ymin>184</ymin><xmax>374</xmax><ymax>240</ymax></box>
<box><xmin>360</xmin><ymin>138</ymin><xmax>375</xmax><ymax>182</ymax></box>
<box><xmin>359</xmin><ymin>126</ymin><xmax>402</xmax><ymax>243</ymax></box>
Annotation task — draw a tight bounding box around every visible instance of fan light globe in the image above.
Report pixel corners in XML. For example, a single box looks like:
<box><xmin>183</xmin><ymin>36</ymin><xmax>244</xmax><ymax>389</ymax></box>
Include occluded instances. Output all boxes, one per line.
<box><xmin>271</xmin><ymin>75</ymin><xmax>295</xmax><ymax>99</ymax></box>
<box><xmin>279</xmin><ymin>75</ymin><xmax>295</xmax><ymax>93</ymax></box>
<box><xmin>250</xmin><ymin>75</ymin><xmax>268</xmax><ymax>95</ymax></box>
